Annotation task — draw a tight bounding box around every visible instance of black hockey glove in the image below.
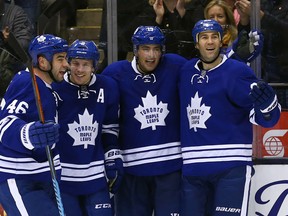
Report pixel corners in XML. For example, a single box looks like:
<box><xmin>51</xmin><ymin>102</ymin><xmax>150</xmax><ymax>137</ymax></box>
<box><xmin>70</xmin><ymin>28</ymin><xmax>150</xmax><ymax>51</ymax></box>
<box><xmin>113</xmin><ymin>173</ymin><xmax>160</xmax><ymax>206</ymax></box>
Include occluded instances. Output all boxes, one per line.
<box><xmin>232</xmin><ymin>30</ymin><xmax>264</xmax><ymax>62</ymax></box>
<box><xmin>249</xmin><ymin>81</ymin><xmax>278</xmax><ymax>115</ymax></box>
<box><xmin>104</xmin><ymin>148</ymin><xmax>123</xmax><ymax>194</ymax></box>
<box><xmin>21</xmin><ymin>120</ymin><xmax>60</xmax><ymax>149</ymax></box>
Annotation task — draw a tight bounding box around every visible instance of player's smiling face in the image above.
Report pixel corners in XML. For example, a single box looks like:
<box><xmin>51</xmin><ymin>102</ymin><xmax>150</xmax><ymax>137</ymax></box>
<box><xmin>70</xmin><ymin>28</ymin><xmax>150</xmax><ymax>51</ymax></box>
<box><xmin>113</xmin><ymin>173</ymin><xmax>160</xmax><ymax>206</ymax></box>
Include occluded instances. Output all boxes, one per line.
<box><xmin>51</xmin><ymin>52</ymin><xmax>69</xmax><ymax>82</ymax></box>
<box><xmin>196</xmin><ymin>31</ymin><xmax>222</xmax><ymax>62</ymax></box>
<box><xmin>69</xmin><ymin>58</ymin><xmax>94</xmax><ymax>85</ymax></box>
<box><xmin>136</xmin><ymin>44</ymin><xmax>162</xmax><ymax>74</ymax></box>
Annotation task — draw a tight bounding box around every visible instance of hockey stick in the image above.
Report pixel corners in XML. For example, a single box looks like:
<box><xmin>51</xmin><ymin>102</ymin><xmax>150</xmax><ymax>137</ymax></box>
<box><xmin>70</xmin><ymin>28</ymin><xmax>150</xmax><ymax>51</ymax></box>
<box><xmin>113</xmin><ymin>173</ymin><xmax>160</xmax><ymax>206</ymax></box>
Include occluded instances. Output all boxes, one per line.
<box><xmin>37</xmin><ymin>0</ymin><xmax>69</xmax><ymax>34</ymax></box>
<box><xmin>7</xmin><ymin>32</ymin><xmax>65</xmax><ymax>216</ymax></box>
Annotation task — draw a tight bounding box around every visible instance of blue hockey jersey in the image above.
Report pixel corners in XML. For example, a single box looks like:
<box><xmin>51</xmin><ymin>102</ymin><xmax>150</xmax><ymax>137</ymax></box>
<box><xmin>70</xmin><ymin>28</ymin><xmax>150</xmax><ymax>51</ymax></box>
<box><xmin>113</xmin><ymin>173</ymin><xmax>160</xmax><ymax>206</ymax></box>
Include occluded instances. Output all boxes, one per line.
<box><xmin>179</xmin><ymin>56</ymin><xmax>280</xmax><ymax>177</ymax></box>
<box><xmin>0</xmin><ymin>71</ymin><xmax>60</xmax><ymax>183</ymax></box>
<box><xmin>52</xmin><ymin>73</ymin><xmax>120</xmax><ymax>195</ymax></box>
<box><xmin>102</xmin><ymin>54</ymin><xmax>187</xmax><ymax>176</ymax></box>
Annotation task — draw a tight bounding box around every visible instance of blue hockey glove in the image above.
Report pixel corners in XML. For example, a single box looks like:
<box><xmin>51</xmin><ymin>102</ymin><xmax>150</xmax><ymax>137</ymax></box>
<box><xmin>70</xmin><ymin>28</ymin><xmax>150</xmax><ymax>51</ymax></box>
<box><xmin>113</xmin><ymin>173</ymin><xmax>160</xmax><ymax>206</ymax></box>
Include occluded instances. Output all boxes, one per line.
<box><xmin>21</xmin><ymin>120</ymin><xmax>60</xmax><ymax>150</ymax></box>
<box><xmin>249</xmin><ymin>81</ymin><xmax>278</xmax><ymax>114</ymax></box>
<box><xmin>104</xmin><ymin>148</ymin><xmax>123</xmax><ymax>194</ymax></box>
<box><xmin>232</xmin><ymin>29</ymin><xmax>264</xmax><ymax>62</ymax></box>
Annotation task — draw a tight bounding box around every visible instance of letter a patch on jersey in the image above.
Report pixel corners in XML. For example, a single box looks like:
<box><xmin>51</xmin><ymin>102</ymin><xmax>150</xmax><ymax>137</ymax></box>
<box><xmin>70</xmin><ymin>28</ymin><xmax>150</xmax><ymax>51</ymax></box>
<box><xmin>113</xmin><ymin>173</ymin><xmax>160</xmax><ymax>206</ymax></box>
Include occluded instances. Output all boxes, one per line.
<box><xmin>134</xmin><ymin>91</ymin><xmax>169</xmax><ymax>130</ymax></box>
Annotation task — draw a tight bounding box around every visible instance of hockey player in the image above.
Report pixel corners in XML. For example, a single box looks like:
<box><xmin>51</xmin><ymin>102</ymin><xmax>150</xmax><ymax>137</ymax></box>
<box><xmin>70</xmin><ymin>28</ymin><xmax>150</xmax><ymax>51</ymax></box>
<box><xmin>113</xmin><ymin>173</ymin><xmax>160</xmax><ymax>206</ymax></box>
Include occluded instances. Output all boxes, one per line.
<box><xmin>52</xmin><ymin>40</ymin><xmax>122</xmax><ymax>216</ymax></box>
<box><xmin>179</xmin><ymin>19</ymin><xmax>281</xmax><ymax>216</ymax></box>
<box><xmin>0</xmin><ymin>34</ymin><xmax>69</xmax><ymax>215</ymax></box>
<box><xmin>102</xmin><ymin>26</ymin><xmax>187</xmax><ymax>216</ymax></box>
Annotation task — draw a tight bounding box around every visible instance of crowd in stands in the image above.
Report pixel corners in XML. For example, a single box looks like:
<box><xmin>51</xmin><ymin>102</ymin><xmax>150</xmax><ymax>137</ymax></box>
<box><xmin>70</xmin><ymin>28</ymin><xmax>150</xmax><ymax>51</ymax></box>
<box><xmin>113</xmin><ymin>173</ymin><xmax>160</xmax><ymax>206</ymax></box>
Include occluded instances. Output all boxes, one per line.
<box><xmin>98</xmin><ymin>0</ymin><xmax>288</xmax><ymax>85</ymax></box>
<box><xmin>1</xmin><ymin>0</ymin><xmax>287</xmax><ymax>84</ymax></box>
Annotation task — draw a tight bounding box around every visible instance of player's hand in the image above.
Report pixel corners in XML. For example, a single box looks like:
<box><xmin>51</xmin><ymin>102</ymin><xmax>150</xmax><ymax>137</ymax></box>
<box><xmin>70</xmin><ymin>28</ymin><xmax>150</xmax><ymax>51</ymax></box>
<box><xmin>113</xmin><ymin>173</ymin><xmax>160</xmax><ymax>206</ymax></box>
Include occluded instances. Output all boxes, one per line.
<box><xmin>249</xmin><ymin>81</ymin><xmax>278</xmax><ymax>114</ymax></box>
<box><xmin>21</xmin><ymin>120</ymin><xmax>59</xmax><ymax>149</ymax></box>
<box><xmin>247</xmin><ymin>30</ymin><xmax>264</xmax><ymax>61</ymax></box>
<box><xmin>232</xmin><ymin>29</ymin><xmax>263</xmax><ymax>62</ymax></box>
<box><xmin>104</xmin><ymin>148</ymin><xmax>124</xmax><ymax>194</ymax></box>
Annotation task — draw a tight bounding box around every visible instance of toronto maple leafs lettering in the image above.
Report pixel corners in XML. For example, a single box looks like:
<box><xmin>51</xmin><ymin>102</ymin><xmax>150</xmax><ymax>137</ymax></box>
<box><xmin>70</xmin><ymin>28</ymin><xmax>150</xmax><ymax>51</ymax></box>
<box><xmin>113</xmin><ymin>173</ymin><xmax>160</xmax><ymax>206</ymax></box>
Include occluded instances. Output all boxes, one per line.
<box><xmin>140</xmin><ymin>107</ymin><xmax>164</xmax><ymax>125</ymax></box>
<box><xmin>67</xmin><ymin>109</ymin><xmax>99</xmax><ymax>149</ymax></box>
<box><xmin>186</xmin><ymin>92</ymin><xmax>211</xmax><ymax>132</ymax></box>
<box><xmin>139</xmin><ymin>107</ymin><xmax>164</xmax><ymax>115</ymax></box>
<box><xmin>134</xmin><ymin>91</ymin><xmax>169</xmax><ymax>130</ymax></box>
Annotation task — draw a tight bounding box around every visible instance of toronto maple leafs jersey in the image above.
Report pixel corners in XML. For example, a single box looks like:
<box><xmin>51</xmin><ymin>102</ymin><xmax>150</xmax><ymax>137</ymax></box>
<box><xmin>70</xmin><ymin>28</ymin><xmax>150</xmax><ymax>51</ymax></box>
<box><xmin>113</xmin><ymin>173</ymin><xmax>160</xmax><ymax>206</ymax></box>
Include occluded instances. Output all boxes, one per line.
<box><xmin>0</xmin><ymin>70</ymin><xmax>61</xmax><ymax>183</ymax></box>
<box><xmin>179</xmin><ymin>56</ymin><xmax>280</xmax><ymax>177</ymax></box>
<box><xmin>102</xmin><ymin>54</ymin><xmax>187</xmax><ymax>176</ymax></box>
<box><xmin>52</xmin><ymin>73</ymin><xmax>119</xmax><ymax>195</ymax></box>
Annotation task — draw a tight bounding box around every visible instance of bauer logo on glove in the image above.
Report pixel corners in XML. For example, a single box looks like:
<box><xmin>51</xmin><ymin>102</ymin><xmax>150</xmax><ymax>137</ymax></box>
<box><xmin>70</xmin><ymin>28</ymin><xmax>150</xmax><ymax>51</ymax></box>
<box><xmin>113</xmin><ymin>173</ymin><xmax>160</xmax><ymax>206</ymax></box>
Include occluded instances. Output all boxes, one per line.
<box><xmin>104</xmin><ymin>148</ymin><xmax>124</xmax><ymax>194</ymax></box>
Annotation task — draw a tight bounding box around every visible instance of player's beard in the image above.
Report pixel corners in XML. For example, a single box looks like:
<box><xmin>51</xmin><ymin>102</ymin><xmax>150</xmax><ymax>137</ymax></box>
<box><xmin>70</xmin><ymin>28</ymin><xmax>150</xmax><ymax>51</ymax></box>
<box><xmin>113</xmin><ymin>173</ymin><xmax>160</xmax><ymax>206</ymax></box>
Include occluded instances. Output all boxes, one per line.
<box><xmin>199</xmin><ymin>48</ymin><xmax>221</xmax><ymax>64</ymax></box>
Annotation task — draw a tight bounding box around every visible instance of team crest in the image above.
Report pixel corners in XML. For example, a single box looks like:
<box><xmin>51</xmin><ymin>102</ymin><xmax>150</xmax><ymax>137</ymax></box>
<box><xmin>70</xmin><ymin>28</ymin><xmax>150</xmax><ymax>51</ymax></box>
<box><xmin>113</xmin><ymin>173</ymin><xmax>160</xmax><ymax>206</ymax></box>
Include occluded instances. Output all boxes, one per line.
<box><xmin>67</xmin><ymin>109</ymin><xmax>98</xmax><ymax>149</ymax></box>
<box><xmin>186</xmin><ymin>92</ymin><xmax>211</xmax><ymax>132</ymax></box>
<box><xmin>134</xmin><ymin>91</ymin><xmax>169</xmax><ymax>130</ymax></box>
<box><xmin>37</xmin><ymin>35</ymin><xmax>46</xmax><ymax>42</ymax></box>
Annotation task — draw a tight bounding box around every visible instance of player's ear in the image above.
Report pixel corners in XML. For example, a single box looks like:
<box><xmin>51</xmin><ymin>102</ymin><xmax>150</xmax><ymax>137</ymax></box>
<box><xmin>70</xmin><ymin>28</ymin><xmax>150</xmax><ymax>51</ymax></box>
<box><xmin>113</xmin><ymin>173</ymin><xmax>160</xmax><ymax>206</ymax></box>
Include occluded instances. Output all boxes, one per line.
<box><xmin>38</xmin><ymin>56</ymin><xmax>44</xmax><ymax>65</ymax></box>
<box><xmin>38</xmin><ymin>56</ymin><xmax>49</xmax><ymax>69</ymax></box>
<box><xmin>133</xmin><ymin>48</ymin><xmax>139</xmax><ymax>57</ymax></box>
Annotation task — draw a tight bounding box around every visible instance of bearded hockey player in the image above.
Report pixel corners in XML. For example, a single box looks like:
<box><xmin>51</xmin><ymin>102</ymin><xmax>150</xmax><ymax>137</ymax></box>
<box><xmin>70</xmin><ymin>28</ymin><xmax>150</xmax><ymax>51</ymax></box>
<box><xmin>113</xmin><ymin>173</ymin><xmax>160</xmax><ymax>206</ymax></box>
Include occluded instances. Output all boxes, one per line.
<box><xmin>179</xmin><ymin>19</ymin><xmax>280</xmax><ymax>216</ymax></box>
<box><xmin>0</xmin><ymin>34</ymin><xmax>69</xmax><ymax>215</ymax></box>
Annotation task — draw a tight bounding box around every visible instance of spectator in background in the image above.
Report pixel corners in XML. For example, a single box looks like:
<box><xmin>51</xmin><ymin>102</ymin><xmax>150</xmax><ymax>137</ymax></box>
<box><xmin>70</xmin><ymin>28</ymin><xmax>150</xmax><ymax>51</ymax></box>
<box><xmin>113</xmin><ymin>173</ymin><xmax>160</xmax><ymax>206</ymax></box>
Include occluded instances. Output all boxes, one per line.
<box><xmin>236</xmin><ymin>0</ymin><xmax>288</xmax><ymax>83</ymax></box>
<box><xmin>0</xmin><ymin>0</ymin><xmax>33</xmax><ymax>98</ymax></box>
<box><xmin>224</xmin><ymin>0</ymin><xmax>241</xmax><ymax>25</ymax></box>
<box><xmin>149</xmin><ymin>0</ymin><xmax>188</xmax><ymax>26</ymax></box>
<box><xmin>203</xmin><ymin>0</ymin><xmax>264</xmax><ymax>64</ymax></box>
<box><xmin>141</xmin><ymin>0</ymin><xmax>257</xmax><ymax>60</ymax></box>
<box><xmin>204</xmin><ymin>0</ymin><xmax>238</xmax><ymax>49</ymax></box>
<box><xmin>13</xmin><ymin>0</ymin><xmax>41</xmax><ymax>35</ymax></box>
<box><xmin>146</xmin><ymin>0</ymin><xmax>195</xmax><ymax>58</ymax></box>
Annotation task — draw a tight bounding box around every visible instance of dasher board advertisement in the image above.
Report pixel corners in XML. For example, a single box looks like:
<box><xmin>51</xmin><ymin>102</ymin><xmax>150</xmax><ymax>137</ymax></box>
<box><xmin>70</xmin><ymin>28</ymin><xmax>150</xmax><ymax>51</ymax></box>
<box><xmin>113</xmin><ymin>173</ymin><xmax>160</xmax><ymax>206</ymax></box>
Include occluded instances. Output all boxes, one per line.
<box><xmin>248</xmin><ymin>164</ymin><xmax>288</xmax><ymax>215</ymax></box>
<box><xmin>259</xmin><ymin>112</ymin><xmax>288</xmax><ymax>158</ymax></box>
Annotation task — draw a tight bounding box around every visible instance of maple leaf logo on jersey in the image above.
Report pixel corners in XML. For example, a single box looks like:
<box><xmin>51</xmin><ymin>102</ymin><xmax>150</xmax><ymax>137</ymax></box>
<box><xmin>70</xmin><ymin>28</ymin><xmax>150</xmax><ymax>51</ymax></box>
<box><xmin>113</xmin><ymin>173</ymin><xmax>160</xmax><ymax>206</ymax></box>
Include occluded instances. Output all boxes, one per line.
<box><xmin>37</xmin><ymin>35</ymin><xmax>46</xmax><ymax>42</ymax></box>
<box><xmin>134</xmin><ymin>91</ymin><xmax>169</xmax><ymax>130</ymax></box>
<box><xmin>67</xmin><ymin>109</ymin><xmax>98</xmax><ymax>149</ymax></box>
<box><xmin>186</xmin><ymin>92</ymin><xmax>211</xmax><ymax>132</ymax></box>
